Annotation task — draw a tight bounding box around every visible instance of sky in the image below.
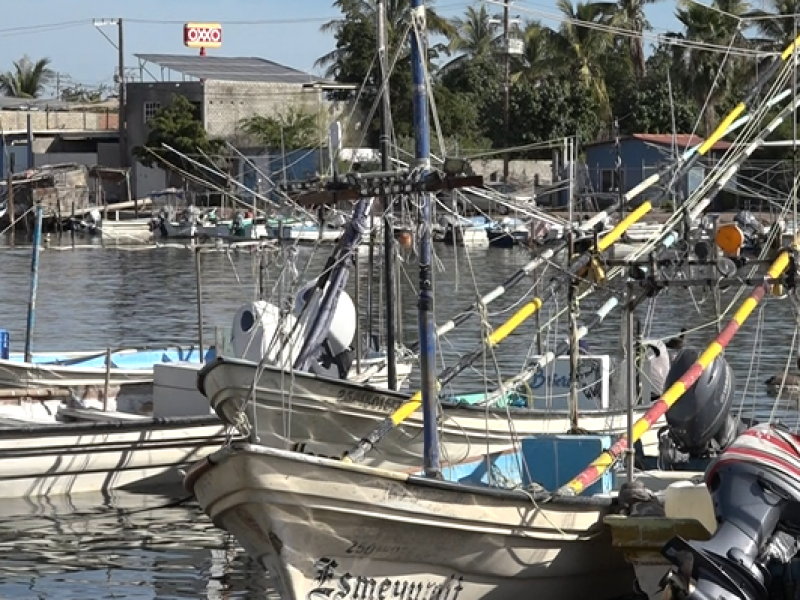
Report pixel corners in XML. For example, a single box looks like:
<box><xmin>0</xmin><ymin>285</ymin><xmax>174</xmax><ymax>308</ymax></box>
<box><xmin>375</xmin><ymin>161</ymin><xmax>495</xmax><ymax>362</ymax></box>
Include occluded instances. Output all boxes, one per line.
<box><xmin>0</xmin><ymin>0</ymin><xmax>687</xmax><ymax>93</ymax></box>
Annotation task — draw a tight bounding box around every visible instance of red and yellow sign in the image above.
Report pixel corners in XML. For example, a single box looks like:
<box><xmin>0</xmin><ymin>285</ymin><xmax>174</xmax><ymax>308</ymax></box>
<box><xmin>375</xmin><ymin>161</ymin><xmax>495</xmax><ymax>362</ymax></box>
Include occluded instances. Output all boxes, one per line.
<box><xmin>183</xmin><ymin>23</ymin><xmax>222</xmax><ymax>48</ymax></box>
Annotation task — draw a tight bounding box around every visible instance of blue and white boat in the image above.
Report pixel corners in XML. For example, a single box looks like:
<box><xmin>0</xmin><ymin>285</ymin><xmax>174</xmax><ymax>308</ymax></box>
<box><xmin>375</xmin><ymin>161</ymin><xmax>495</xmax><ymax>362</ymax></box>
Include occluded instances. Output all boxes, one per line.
<box><xmin>0</xmin><ymin>345</ymin><xmax>212</xmax><ymax>415</ymax></box>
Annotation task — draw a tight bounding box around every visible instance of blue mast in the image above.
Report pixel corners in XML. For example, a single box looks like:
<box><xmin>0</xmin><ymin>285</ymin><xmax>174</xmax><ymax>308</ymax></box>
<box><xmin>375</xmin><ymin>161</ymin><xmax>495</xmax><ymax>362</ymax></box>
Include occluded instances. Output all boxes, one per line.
<box><xmin>410</xmin><ymin>0</ymin><xmax>440</xmax><ymax>478</ymax></box>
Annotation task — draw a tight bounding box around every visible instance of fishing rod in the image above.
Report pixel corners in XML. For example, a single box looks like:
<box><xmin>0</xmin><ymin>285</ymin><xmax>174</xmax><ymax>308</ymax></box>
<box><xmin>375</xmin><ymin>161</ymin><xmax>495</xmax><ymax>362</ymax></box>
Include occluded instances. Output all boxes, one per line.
<box><xmin>492</xmin><ymin>79</ymin><xmax>800</xmax><ymax>399</ymax></box>
<box><xmin>558</xmin><ymin>233</ymin><xmax>800</xmax><ymax>497</ymax></box>
<box><xmin>342</xmin><ymin>204</ymin><xmax>652</xmax><ymax>462</ymax></box>
<box><xmin>405</xmin><ymin>83</ymin><xmax>798</xmax><ymax>356</ymax></box>
<box><xmin>340</xmin><ymin>38</ymin><xmax>800</xmax><ymax>463</ymax></box>
<box><xmin>161</xmin><ymin>143</ymin><xmax>283</xmax><ymax>211</ymax></box>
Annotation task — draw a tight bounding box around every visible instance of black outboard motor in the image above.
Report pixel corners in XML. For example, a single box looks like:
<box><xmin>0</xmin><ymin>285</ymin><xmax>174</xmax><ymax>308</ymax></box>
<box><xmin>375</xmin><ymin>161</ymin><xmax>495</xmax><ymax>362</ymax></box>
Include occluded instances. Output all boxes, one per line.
<box><xmin>660</xmin><ymin>423</ymin><xmax>800</xmax><ymax>600</ymax></box>
<box><xmin>658</xmin><ymin>347</ymin><xmax>741</xmax><ymax>465</ymax></box>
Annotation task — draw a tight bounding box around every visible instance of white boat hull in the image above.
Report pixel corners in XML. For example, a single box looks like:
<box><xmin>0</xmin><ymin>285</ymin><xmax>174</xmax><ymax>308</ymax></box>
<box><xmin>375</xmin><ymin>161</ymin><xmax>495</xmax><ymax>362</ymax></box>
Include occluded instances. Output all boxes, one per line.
<box><xmin>200</xmin><ymin>357</ymin><xmax>660</xmax><ymax>471</ymax></box>
<box><xmin>186</xmin><ymin>445</ymin><xmax>635</xmax><ymax>600</ymax></box>
<box><xmin>0</xmin><ymin>359</ymin><xmax>161</xmax><ymax>413</ymax></box>
<box><xmin>0</xmin><ymin>416</ymin><xmax>227</xmax><ymax>498</ymax></box>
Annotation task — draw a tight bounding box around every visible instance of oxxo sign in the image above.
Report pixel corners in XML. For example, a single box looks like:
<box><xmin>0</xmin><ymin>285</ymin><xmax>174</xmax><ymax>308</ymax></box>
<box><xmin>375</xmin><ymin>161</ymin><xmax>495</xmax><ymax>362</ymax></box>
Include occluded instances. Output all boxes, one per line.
<box><xmin>184</xmin><ymin>23</ymin><xmax>222</xmax><ymax>48</ymax></box>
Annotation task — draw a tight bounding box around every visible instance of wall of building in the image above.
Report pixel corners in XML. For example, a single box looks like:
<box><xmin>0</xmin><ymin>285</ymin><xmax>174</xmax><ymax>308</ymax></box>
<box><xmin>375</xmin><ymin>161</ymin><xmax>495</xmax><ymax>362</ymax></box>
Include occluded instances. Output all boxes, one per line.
<box><xmin>125</xmin><ymin>81</ymin><xmax>204</xmax><ymax>156</ymax></box>
<box><xmin>584</xmin><ymin>140</ymin><xmax>727</xmax><ymax>206</ymax></box>
<box><xmin>203</xmin><ymin>80</ymin><xmax>326</xmax><ymax>139</ymax></box>
<box><xmin>470</xmin><ymin>159</ymin><xmax>553</xmax><ymax>186</ymax></box>
<box><xmin>0</xmin><ymin>109</ymin><xmax>117</xmax><ymax>132</ymax></box>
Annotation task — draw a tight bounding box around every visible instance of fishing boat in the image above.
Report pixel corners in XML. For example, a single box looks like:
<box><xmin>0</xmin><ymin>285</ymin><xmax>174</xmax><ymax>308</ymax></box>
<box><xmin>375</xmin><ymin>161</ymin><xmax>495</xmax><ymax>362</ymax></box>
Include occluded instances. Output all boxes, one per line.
<box><xmin>198</xmin><ymin>353</ymin><xmax>661</xmax><ymax>470</ymax></box>
<box><xmin>1</xmin><ymin>345</ymin><xmax>211</xmax><ymax>415</ymax></box>
<box><xmin>184</xmin><ymin>4</ymin><xmax>656</xmax><ymax>597</ymax></box>
<box><xmin>0</xmin><ymin>357</ymin><xmax>240</xmax><ymax>499</ymax></box>
<box><xmin>185</xmin><ymin>439</ymin><xmax>635</xmax><ymax>600</ymax></box>
<box><xmin>486</xmin><ymin>217</ymin><xmax>529</xmax><ymax>247</ymax></box>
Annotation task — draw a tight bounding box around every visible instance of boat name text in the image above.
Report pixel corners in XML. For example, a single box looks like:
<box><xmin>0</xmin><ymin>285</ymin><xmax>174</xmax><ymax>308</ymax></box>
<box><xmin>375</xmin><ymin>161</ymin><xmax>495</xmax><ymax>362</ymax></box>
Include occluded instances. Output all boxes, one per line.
<box><xmin>309</xmin><ymin>558</ymin><xmax>464</xmax><ymax>600</ymax></box>
<box><xmin>336</xmin><ymin>389</ymin><xmax>404</xmax><ymax>411</ymax></box>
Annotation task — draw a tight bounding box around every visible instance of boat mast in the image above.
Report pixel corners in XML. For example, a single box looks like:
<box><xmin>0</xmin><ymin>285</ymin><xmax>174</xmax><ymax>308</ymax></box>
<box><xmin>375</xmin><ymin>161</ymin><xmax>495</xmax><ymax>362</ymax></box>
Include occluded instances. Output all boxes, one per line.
<box><xmin>410</xmin><ymin>0</ymin><xmax>440</xmax><ymax>478</ymax></box>
<box><xmin>378</xmin><ymin>0</ymin><xmax>398</xmax><ymax>390</ymax></box>
<box><xmin>24</xmin><ymin>202</ymin><xmax>43</xmax><ymax>362</ymax></box>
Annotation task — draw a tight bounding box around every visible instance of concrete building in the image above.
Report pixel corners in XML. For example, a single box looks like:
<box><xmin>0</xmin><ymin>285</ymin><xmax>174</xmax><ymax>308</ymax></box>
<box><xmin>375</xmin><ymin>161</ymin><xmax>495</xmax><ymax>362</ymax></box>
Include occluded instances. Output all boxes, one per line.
<box><xmin>0</xmin><ymin>97</ymin><xmax>120</xmax><ymax>179</ymax></box>
<box><xmin>583</xmin><ymin>134</ymin><xmax>732</xmax><ymax>207</ymax></box>
<box><xmin>126</xmin><ymin>54</ymin><xmax>351</xmax><ymax>198</ymax></box>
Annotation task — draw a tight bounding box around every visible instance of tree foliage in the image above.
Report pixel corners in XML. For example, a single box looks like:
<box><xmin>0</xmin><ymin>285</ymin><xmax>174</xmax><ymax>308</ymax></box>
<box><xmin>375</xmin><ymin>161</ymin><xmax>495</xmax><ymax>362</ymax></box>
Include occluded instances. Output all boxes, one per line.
<box><xmin>317</xmin><ymin>0</ymin><xmax>792</xmax><ymax>158</ymax></box>
<box><xmin>134</xmin><ymin>95</ymin><xmax>225</xmax><ymax>181</ymax></box>
<box><xmin>239</xmin><ymin>107</ymin><xmax>322</xmax><ymax>150</ymax></box>
<box><xmin>0</xmin><ymin>55</ymin><xmax>54</xmax><ymax>98</ymax></box>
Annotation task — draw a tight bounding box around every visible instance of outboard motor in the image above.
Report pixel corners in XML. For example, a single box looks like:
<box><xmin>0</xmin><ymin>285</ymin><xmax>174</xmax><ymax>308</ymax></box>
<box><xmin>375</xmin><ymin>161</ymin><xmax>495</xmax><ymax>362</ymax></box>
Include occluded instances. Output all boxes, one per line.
<box><xmin>733</xmin><ymin>210</ymin><xmax>763</xmax><ymax>252</ymax></box>
<box><xmin>640</xmin><ymin>339</ymin><xmax>670</xmax><ymax>400</ymax></box>
<box><xmin>661</xmin><ymin>423</ymin><xmax>800</xmax><ymax>600</ymax></box>
<box><xmin>658</xmin><ymin>347</ymin><xmax>741</xmax><ymax>465</ymax></box>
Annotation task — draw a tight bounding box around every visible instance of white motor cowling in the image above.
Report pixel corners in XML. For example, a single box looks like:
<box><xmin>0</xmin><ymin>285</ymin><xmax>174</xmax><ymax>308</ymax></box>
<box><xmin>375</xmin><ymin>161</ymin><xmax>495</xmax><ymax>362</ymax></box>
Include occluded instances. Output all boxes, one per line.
<box><xmin>293</xmin><ymin>279</ymin><xmax>357</xmax><ymax>357</ymax></box>
<box><xmin>231</xmin><ymin>301</ymin><xmax>304</xmax><ymax>368</ymax></box>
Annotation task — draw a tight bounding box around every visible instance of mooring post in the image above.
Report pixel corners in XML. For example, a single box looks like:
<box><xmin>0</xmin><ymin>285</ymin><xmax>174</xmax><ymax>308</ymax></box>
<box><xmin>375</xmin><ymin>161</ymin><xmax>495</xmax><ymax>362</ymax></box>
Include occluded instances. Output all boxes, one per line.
<box><xmin>103</xmin><ymin>347</ymin><xmax>112</xmax><ymax>412</ymax></box>
<box><xmin>23</xmin><ymin>203</ymin><xmax>43</xmax><ymax>362</ymax></box>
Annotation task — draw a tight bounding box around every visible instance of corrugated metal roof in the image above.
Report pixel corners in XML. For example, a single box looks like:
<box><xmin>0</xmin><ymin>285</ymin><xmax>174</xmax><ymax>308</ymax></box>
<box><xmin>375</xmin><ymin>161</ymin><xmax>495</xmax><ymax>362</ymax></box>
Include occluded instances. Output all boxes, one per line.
<box><xmin>632</xmin><ymin>133</ymin><xmax>732</xmax><ymax>151</ymax></box>
<box><xmin>585</xmin><ymin>133</ymin><xmax>732</xmax><ymax>151</ymax></box>
<box><xmin>134</xmin><ymin>53</ymin><xmax>323</xmax><ymax>84</ymax></box>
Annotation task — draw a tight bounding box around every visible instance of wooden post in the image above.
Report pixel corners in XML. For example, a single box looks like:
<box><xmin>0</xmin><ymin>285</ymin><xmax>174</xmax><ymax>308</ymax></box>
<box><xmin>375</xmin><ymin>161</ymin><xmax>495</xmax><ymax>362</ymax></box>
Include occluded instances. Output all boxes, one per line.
<box><xmin>195</xmin><ymin>248</ymin><xmax>204</xmax><ymax>361</ymax></box>
<box><xmin>7</xmin><ymin>171</ymin><xmax>13</xmax><ymax>247</ymax></box>
<box><xmin>103</xmin><ymin>347</ymin><xmax>112</xmax><ymax>411</ymax></box>
<box><xmin>70</xmin><ymin>201</ymin><xmax>75</xmax><ymax>247</ymax></box>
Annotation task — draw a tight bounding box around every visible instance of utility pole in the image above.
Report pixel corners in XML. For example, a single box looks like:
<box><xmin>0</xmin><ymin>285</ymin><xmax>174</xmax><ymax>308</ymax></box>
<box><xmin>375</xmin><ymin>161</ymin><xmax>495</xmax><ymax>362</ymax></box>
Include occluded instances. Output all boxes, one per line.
<box><xmin>377</xmin><ymin>0</ymin><xmax>398</xmax><ymax>390</ymax></box>
<box><xmin>502</xmin><ymin>0</ymin><xmax>510</xmax><ymax>183</ymax></box>
<box><xmin>117</xmin><ymin>18</ymin><xmax>126</xmax><ymax>171</ymax></box>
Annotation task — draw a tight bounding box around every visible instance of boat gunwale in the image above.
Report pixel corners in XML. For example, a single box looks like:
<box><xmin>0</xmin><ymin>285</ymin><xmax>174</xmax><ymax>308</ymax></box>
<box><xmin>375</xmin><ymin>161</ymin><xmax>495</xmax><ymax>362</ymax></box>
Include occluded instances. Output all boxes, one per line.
<box><xmin>200</xmin><ymin>356</ymin><xmax>640</xmax><ymax>418</ymax></box>
<box><xmin>184</xmin><ymin>442</ymin><xmax>617</xmax><ymax>510</ymax></box>
<box><xmin>0</xmin><ymin>414</ymin><xmax>222</xmax><ymax>437</ymax></box>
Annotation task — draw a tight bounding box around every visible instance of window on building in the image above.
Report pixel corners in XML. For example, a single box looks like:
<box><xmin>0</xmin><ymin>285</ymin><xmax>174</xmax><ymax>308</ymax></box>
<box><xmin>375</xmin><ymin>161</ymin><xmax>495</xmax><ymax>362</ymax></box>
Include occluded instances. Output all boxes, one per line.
<box><xmin>600</xmin><ymin>169</ymin><xmax>623</xmax><ymax>193</ymax></box>
<box><xmin>143</xmin><ymin>101</ymin><xmax>161</xmax><ymax>123</ymax></box>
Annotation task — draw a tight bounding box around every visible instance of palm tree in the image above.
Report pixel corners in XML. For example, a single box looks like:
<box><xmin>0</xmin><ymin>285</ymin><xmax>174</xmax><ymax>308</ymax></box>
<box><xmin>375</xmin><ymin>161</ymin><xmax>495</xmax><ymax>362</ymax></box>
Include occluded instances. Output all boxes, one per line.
<box><xmin>239</xmin><ymin>107</ymin><xmax>321</xmax><ymax>149</ymax></box>
<box><xmin>745</xmin><ymin>0</ymin><xmax>800</xmax><ymax>48</ymax></box>
<box><xmin>448</xmin><ymin>5</ymin><xmax>500</xmax><ymax>59</ymax></box>
<box><xmin>517</xmin><ymin>20</ymin><xmax>557</xmax><ymax>83</ymax></box>
<box><xmin>0</xmin><ymin>55</ymin><xmax>54</xmax><ymax>98</ymax></box>
<box><xmin>611</xmin><ymin>0</ymin><xmax>663</xmax><ymax>78</ymax></box>
<box><xmin>315</xmin><ymin>0</ymin><xmax>454</xmax><ymax>79</ymax></box>
<box><xmin>548</xmin><ymin>0</ymin><xmax>617</xmax><ymax>119</ymax></box>
<box><xmin>674</xmin><ymin>0</ymin><xmax>750</xmax><ymax>135</ymax></box>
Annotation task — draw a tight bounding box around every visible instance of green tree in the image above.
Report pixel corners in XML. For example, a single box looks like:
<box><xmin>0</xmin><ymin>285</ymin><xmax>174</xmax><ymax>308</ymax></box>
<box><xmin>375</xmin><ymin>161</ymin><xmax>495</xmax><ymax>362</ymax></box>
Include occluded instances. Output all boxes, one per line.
<box><xmin>674</xmin><ymin>0</ymin><xmax>750</xmax><ymax>135</ymax></box>
<box><xmin>0</xmin><ymin>55</ymin><xmax>54</xmax><ymax>98</ymax></box>
<box><xmin>611</xmin><ymin>0</ymin><xmax>663</xmax><ymax>78</ymax></box>
<box><xmin>134</xmin><ymin>95</ymin><xmax>224</xmax><ymax>181</ymax></box>
<box><xmin>446</xmin><ymin>5</ymin><xmax>500</xmax><ymax>67</ymax></box>
<box><xmin>316</xmin><ymin>0</ymin><xmax>453</xmax><ymax>142</ymax></box>
<box><xmin>746</xmin><ymin>0</ymin><xmax>800</xmax><ymax>48</ymax></box>
<box><xmin>239</xmin><ymin>107</ymin><xmax>322</xmax><ymax>149</ymax></box>
<box><xmin>548</xmin><ymin>0</ymin><xmax>617</xmax><ymax>122</ymax></box>
<box><xmin>60</xmin><ymin>83</ymin><xmax>109</xmax><ymax>103</ymax></box>
<box><xmin>613</xmin><ymin>44</ymin><xmax>698</xmax><ymax>133</ymax></box>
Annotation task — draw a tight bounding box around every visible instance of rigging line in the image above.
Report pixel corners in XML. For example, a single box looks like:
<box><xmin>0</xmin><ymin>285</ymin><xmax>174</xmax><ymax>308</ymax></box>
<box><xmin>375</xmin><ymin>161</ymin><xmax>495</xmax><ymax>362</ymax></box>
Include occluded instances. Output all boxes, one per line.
<box><xmin>739</xmin><ymin>305</ymin><xmax>764</xmax><ymax>417</ymax></box>
<box><xmin>341</xmin><ymin>206</ymin><xmax>653</xmax><ymax>463</ymax></box>
<box><xmin>347</xmin><ymin>23</ymin><xmax>413</xmax><ymax>171</ymax></box>
<box><xmin>630</xmin><ymin>66</ymin><xmax>799</xmax><ymax>261</ymax></box>
<box><xmin>684</xmin><ymin>22</ymin><xmax>743</xmax><ymax>166</ymax></box>
<box><xmin>481</xmin><ymin>0</ymin><xmax>774</xmax><ymax>58</ymax></box>
<box><xmin>411</xmin><ymin>17</ymin><xmax>448</xmax><ymax>156</ymax></box>
<box><xmin>560</xmin><ymin>235</ymin><xmax>800</xmax><ymax>496</ymax></box>
<box><xmin>720</xmin><ymin>171</ymin><xmax>800</xmax><ymax>318</ymax></box>
<box><xmin>769</xmin><ymin>323</ymin><xmax>799</xmax><ymax>423</ymax></box>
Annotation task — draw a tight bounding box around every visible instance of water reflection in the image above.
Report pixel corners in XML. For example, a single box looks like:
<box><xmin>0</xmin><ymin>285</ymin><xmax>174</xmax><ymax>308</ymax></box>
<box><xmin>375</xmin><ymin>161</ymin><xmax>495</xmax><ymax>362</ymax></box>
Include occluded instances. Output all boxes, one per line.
<box><xmin>0</xmin><ymin>489</ymin><xmax>274</xmax><ymax>599</ymax></box>
<box><xmin>0</xmin><ymin>239</ymin><xmax>797</xmax><ymax>404</ymax></box>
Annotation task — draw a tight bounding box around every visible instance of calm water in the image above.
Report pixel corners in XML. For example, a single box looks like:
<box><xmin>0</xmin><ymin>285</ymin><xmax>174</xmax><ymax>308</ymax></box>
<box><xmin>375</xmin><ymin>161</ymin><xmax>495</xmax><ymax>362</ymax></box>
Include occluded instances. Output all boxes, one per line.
<box><xmin>0</xmin><ymin>233</ymin><xmax>798</xmax><ymax>597</ymax></box>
